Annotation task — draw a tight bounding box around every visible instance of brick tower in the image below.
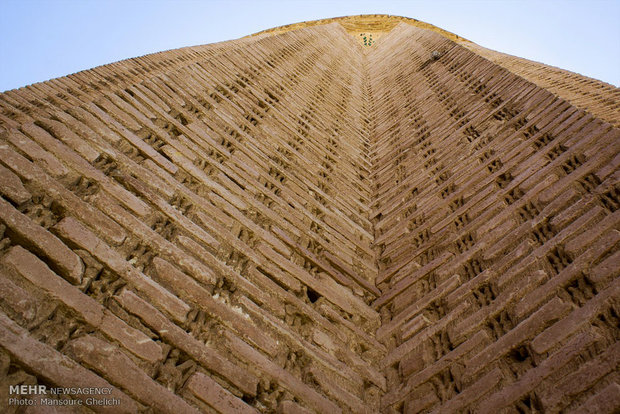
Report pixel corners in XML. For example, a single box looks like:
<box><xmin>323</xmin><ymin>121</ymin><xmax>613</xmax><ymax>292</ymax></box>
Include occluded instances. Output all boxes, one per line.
<box><xmin>0</xmin><ymin>15</ymin><xmax>618</xmax><ymax>413</ymax></box>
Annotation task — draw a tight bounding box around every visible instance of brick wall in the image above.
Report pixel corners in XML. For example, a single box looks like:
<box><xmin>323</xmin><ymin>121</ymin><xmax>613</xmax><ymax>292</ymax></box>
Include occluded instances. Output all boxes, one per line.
<box><xmin>0</xmin><ymin>17</ymin><xmax>618</xmax><ymax>413</ymax></box>
<box><xmin>370</xmin><ymin>24</ymin><xmax>619</xmax><ymax>413</ymax></box>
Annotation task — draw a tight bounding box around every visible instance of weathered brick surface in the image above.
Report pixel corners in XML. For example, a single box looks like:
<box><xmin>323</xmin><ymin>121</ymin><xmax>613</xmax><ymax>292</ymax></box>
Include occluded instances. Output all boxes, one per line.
<box><xmin>65</xmin><ymin>335</ymin><xmax>198</xmax><ymax>413</ymax></box>
<box><xmin>2</xmin><ymin>246</ymin><xmax>163</xmax><ymax>364</ymax></box>
<box><xmin>185</xmin><ymin>372</ymin><xmax>258</xmax><ymax>414</ymax></box>
<box><xmin>0</xmin><ymin>164</ymin><xmax>30</xmax><ymax>204</ymax></box>
<box><xmin>365</xmin><ymin>20</ymin><xmax>618</xmax><ymax>414</ymax></box>
<box><xmin>0</xmin><ymin>198</ymin><xmax>84</xmax><ymax>284</ymax></box>
<box><xmin>0</xmin><ymin>14</ymin><xmax>618</xmax><ymax>413</ymax></box>
<box><xmin>0</xmin><ymin>311</ymin><xmax>139</xmax><ymax>413</ymax></box>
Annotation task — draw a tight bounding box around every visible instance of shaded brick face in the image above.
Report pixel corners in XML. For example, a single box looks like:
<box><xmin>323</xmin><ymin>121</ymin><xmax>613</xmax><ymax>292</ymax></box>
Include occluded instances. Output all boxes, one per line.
<box><xmin>0</xmin><ymin>15</ymin><xmax>618</xmax><ymax>414</ymax></box>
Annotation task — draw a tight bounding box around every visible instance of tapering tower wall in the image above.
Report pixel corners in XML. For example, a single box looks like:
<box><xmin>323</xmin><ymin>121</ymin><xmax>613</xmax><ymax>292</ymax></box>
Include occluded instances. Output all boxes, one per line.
<box><xmin>0</xmin><ymin>15</ymin><xmax>618</xmax><ymax>414</ymax></box>
<box><xmin>368</xmin><ymin>23</ymin><xmax>619</xmax><ymax>413</ymax></box>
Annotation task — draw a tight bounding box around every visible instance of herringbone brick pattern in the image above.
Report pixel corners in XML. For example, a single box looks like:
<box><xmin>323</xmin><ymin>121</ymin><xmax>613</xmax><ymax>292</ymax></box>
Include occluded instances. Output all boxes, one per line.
<box><xmin>0</xmin><ymin>16</ymin><xmax>617</xmax><ymax>414</ymax></box>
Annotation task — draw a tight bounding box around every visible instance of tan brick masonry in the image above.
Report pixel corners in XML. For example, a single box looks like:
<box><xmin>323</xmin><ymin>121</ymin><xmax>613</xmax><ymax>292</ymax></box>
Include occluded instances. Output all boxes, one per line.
<box><xmin>0</xmin><ymin>15</ymin><xmax>618</xmax><ymax>414</ymax></box>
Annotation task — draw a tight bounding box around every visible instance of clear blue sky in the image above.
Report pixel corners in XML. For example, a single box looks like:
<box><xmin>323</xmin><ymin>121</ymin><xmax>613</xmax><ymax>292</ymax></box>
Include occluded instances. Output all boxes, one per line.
<box><xmin>1</xmin><ymin>0</ymin><xmax>619</xmax><ymax>92</ymax></box>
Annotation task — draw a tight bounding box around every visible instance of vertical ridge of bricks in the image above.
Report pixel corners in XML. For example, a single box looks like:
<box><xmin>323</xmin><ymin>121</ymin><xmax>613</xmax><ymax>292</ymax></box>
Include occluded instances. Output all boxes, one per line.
<box><xmin>0</xmin><ymin>16</ymin><xmax>618</xmax><ymax>413</ymax></box>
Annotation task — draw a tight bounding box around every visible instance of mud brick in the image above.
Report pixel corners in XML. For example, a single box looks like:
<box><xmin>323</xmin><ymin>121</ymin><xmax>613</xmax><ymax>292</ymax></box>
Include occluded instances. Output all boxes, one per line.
<box><xmin>564</xmin><ymin>210</ymin><xmax>620</xmax><ymax>257</ymax></box>
<box><xmin>127</xmin><ymin>84</ymin><xmax>171</xmax><ymax>114</ymax></box>
<box><xmin>550</xmin><ymin>202</ymin><xmax>605</xmax><ymax>240</ymax></box>
<box><xmin>290</xmin><ymin>237</ymin><xmax>364</xmax><ymax>295</ymax></box>
<box><xmin>175</xmin><ymin>235</ymin><xmax>282</xmax><ymax>317</ymax></box>
<box><xmin>531</xmin><ymin>277</ymin><xmax>620</xmax><ymax>355</ymax></box>
<box><xmin>238</xmin><ymin>294</ymin><xmax>384</xmax><ymax>391</ymax></box>
<box><xmin>162</xmin><ymin>139</ymin><xmax>198</xmax><ymax>164</ymax></box>
<box><xmin>0</xmin><ymin>268</ymin><xmax>43</xmax><ymax>325</ymax></box>
<box><xmin>318</xmin><ymin>301</ymin><xmax>383</xmax><ymax>349</ymax></box>
<box><xmin>193</xmin><ymin>211</ymin><xmax>241</xmax><ymax>248</ymax></box>
<box><xmin>514</xmin><ymin>228</ymin><xmax>619</xmax><ymax>320</ymax></box>
<box><xmin>474</xmin><ymin>217</ymin><xmax>518</xmax><ymax>257</ymax></box>
<box><xmin>306</xmin><ymin>365</ymin><xmax>372</xmax><ymax>414</ymax></box>
<box><xmin>565</xmin><ymin>121</ymin><xmax>616</xmax><ymax>151</ymax></box>
<box><xmin>136</xmin><ymin>80</ymin><xmax>175</xmax><ymax>109</ymax></box>
<box><xmin>119</xmin><ymin>174</ymin><xmax>218</xmax><ymax>248</ymax></box>
<box><xmin>475</xmin><ymin>177</ymin><xmax>556</xmax><ymax>237</ymax></box>
<box><xmin>540</xmin><ymin>340</ymin><xmax>620</xmax><ymax>411</ymax></box>
<box><xmin>404</xmin><ymin>391</ymin><xmax>439</xmax><ymax>414</ymax></box>
<box><xmin>21</xmin><ymin>120</ymin><xmax>100</xmax><ymax>163</ymax></box>
<box><xmin>276</xmin><ymin>400</ymin><xmax>313</xmax><ymax>414</ymax></box>
<box><xmin>494</xmin><ymin>248</ymin><xmax>553</xmax><ymax>290</ymax></box>
<box><xmin>85</xmin><ymin>102</ymin><xmax>179</xmax><ymax>174</ymax></box>
<box><xmin>537</xmin><ymin>186</ymin><xmax>581</xmax><ymax>221</ymax></box>
<box><xmin>538</xmin><ymin>163</ymin><xmax>605</xmax><ymax>209</ymax></box>
<box><xmin>93</xmin><ymin>192</ymin><xmax>218</xmax><ymax>287</ymax></box>
<box><xmin>594</xmin><ymin>151</ymin><xmax>620</xmax><ymax>181</ymax></box>
<box><xmin>65</xmin><ymin>105</ymin><xmax>122</xmax><ymax>144</ymax></box>
<box><xmin>380</xmin><ymin>273</ymin><xmax>460</xmax><ymax>341</ymax></box>
<box><xmin>401</xmin><ymin>314</ymin><xmax>430</xmax><ymax>342</ymax></box>
<box><xmin>382</xmin><ymin>301</ymin><xmax>469</xmax><ymax>369</ymax></box>
<box><xmin>0</xmin><ymin>110</ymin><xmax>20</xmax><ymax>129</ymax></box>
<box><xmin>99</xmin><ymin>312</ymin><xmax>164</xmax><ymax>364</ymax></box>
<box><xmin>223</xmin><ymin>330</ymin><xmax>342</xmax><ymax>414</ymax></box>
<box><xmin>257</xmin><ymin>243</ymin><xmax>378</xmax><ymax>324</ymax></box>
<box><xmin>230</xmin><ymin>210</ymin><xmax>293</xmax><ymax>258</ymax></box>
<box><xmin>3</xmin><ymin>246</ymin><xmax>162</xmax><ymax>364</ymax></box>
<box><xmin>323</xmin><ymin>213</ymin><xmax>374</xmax><ymax>255</ymax></box>
<box><xmin>409</xmin><ymin>330</ymin><xmax>490</xmax><ymax>390</ymax></box>
<box><xmin>433</xmin><ymin>367</ymin><xmax>503</xmax><ymax>413</ymax></box>
<box><xmin>462</xmin><ymin>269</ymin><xmax>546</xmax><ymax>334</ymax></box>
<box><xmin>465</xmin><ymin>297</ymin><xmax>572</xmax><ymax>379</ymax></box>
<box><xmin>114</xmin><ymin>288</ymin><xmax>257</xmax><ymax>395</ymax></box>
<box><xmin>323</xmin><ymin>250</ymin><xmax>380</xmax><ymax>296</ymax></box>
<box><xmin>3</xmin><ymin>246</ymin><xmax>102</xmax><ymax>325</ymax></box>
<box><xmin>185</xmin><ymin>372</ymin><xmax>257</xmax><ymax>414</ymax></box>
<box><xmin>188</xmin><ymin>196</ymin><xmax>234</xmax><ymax>231</ymax></box>
<box><xmin>590</xmin><ymin>249</ymin><xmax>620</xmax><ymax>285</ymax></box>
<box><xmin>569</xmin><ymin>381</ymin><xmax>620</xmax><ymax>414</ymax></box>
<box><xmin>233</xmin><ymin>205</ymin><xmax>298</xmax><ymax>244</ymax></box>
<box><xmin>0</xmin><ymin>164</ymin><xmax>30</xmax><ymax>204</ymax></box>
<box><xmin>101</xmin><ymin>149</ymin><xmax>176</xmax><ymax>202</ymax></box>
<box><xmin>0</xmin><ymin>145</ymin><xmax>126</xmax><ymax>245</ymax></box>
<box><xmin>0</xmin><ymin>198</ymin><xmax>84</xmax><ymax>284</ymax></box>
<box><xmin>375</xmin><ymin>252</ymin><xmax>453</xmax><ymax>308</ymax></box>
<box><xmin>51</xmin><ymin>108</ymin><xmax>113</xmax><ymax>148</ymax></box>
<box><xmin>111</xmin><ymin>90</ymin><xmax>160</xmax><ymax>122</ymax></box>
<box><xmin>444</xmin><ymin>260</ymin><xmax>492</xmax><ymax>309</ymax></box>
<box><xmin>430</xmin><ymin>185</ymin><xmax>496</xmax><ymax>235</ymax></box>
<box><xmin>219</xmin><ymin>209</ymin><xmax>291</xmax><ymax>258</ymax></box>
<box><xmin>152</xmin><ymin>257</ymin><xmax>279</xmax><ymax>357</ymax></box>
<box><xmin>477</xmin><ymin>331</ymin><xmax>598</xmax><ymax>412</ymax></box>
<box><xmin>0</xmin><ymin>311</ymin><xmax>139</xmax><ymax>413</ymax></box>
<box><xmin>65</xmin><ymin>335</ymin><xmax>198</xmax><ymax>414</ymax></box>
<box><xmin>230</xmin><ymin>154</ymin><xmax>262</xmax><ymax>181</ymax></box>
<box><xmin>139</xmin><ymin>160</ymin><xmax>176</xmax><ymax>198</ymax></box>
<box><xmin>312</xmin><ymin>328</ymin><xmax>337</xmax><ymax>354</ymax></box>
<box><xmin>53</xmin><ymin>217</ymin><xmax>190</xmax><ymax>322</ymax></box>
<box><xmin>22</xmin><ymin>121</ymin><xmax>151</xmax><ymax>218</ymax></box>
<box><xmin>161</xmin><ymin>145</ymin><xmax>248</xmax><ymax>210</ymax></box>
<box><xmin>3</xmin><ymin>128</ymin><xmax>69</xmax><ymax>177</ymax></box>
<box><xmin>94</xmin><ymin>97</ymin><xmax>143</xmax><ymax>132</ymax></box>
